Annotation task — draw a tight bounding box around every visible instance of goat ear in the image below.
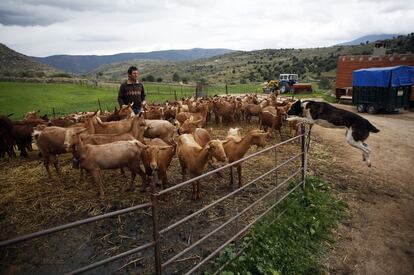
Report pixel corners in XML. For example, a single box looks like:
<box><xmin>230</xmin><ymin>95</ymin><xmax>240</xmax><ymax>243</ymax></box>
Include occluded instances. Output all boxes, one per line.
<box><xmin>159</xmin><ymin>145</ymin><xmax>173</xmax><ymax>150</ymax></box>
<box><xmin>221</xmin><ymin>139</ymin><xmax>230</xmax><ymax>144</ymax></box>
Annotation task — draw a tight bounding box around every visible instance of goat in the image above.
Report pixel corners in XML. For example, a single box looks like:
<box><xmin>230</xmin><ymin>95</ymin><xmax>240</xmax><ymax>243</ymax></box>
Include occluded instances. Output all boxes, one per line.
<box><xmin>76</xmin><ymin>137</ymin><xmax>147</xmax><ymax>197</ymax></box>
<box><xmin>34</xmin><ymin>126</ymin><xmax>87</xmax><ymax>178</ymax></box>
<box><xmin>177</xmin><ymin>134</ymin><xmax>227</xmax><ymax>200</ymax></box>
<box><xmin>141</xmin><ymin>138</ymin><xmax>175</xmax><ymax>189</ymax></box>
<box><xmin>144</xmin><ymin>119</ymin><xmax>176</xmax><ymax>144</ymax></box>
<box><xmin>260</xmin><ymin>111</ymin><xmax>284</xmax><ymax>140</ymax></box>
<box><xmin>223</xmin><ymin>129</ymin><xmax>268</xmax><ymax>188</ymax></box>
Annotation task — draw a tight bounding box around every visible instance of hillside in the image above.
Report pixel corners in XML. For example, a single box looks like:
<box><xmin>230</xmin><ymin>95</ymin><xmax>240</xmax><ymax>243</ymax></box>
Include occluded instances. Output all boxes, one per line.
<box><xmin>91</xmin><ymin>33</ymin><xmax>414</xmax><ymax>85</ymax></box>
<box><xmin>336</xmin><ymin>34</ymin><xmax>401</xmax><ymax>46</ymax></box>
<box><xmin>91</xmin><ymin>43</ymin><xmax>374</xmax><ymax>84</ymax></box>
<box><xmin>0</xmin><ymin>43</ymin><xmax>60</xmax><ymax>77</ymax></box>
<box><xmin>33</xmin><ymin>48</ymin><xmax>234</xmax><ymax>74</ymax></box>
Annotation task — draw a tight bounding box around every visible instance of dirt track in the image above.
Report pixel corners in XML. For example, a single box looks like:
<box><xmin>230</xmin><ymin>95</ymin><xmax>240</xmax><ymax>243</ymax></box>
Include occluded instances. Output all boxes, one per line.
<box><xmin>309</xmin><ymin>105</ymin><xmax>414</xmax><ymax>274</ymax></box>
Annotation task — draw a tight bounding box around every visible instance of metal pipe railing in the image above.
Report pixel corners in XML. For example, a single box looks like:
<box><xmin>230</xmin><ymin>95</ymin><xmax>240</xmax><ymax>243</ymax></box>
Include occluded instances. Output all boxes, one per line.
<box><xmin>163</xmin><ymin>168</ymin><xmax>302</xmax><ymax>268</ymax></box>
<box><xmin>0</xmin><ymin>202</ymin><xmax>151</xmax><ymax>247</ymax></box>
<box><xmin>185</xmin><ymin>179</ymin><xmax>304</xmax><ymax>274</ymax></box>
<box><xmin>159</xmin><ymin>152</ymin><xmax>302</xmax><ymax>235</ymax></box>
<box><xmin>67</xmin><ymin>241</ymin><xmax>155</xmax><ymax>275</ymax></box>
<box><xmin>157</xmin><ymin>134</ymin><xmax>304</xmax><ymax>196</ymax></box>
<box><xmin>212</xmin><ymin>209</ymin><xmax>288</xmax><ymax>275</ymax></box>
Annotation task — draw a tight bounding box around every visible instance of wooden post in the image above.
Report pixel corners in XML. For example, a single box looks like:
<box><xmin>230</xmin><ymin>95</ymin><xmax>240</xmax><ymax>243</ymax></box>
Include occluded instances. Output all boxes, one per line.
<box><xmin>225</xmin><ymin>83</ymin><xmax>228</xmax><ymax>95</ymax></box>
<box><xmin>98</xmin><ymin>98</ymin><xmax>102</xmax><ymax>113</ymax></box>
<box><xmin>52</xmin><ymin>108</ymin><xmax>56</xmax><ymax>119</ymax></box>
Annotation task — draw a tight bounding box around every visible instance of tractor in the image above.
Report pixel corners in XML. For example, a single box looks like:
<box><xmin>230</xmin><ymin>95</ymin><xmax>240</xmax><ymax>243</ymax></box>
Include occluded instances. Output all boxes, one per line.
<box><xmin>279</xmin><ymin>73</ymin><xmax>312</xmax><ymax>94</ymax></box>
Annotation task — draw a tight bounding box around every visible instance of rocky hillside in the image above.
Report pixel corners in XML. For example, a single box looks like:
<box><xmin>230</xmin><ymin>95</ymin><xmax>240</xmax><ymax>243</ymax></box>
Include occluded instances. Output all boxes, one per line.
<box><xmin>0</xmin><ymin>43</ymin><xmax>60</xmax><ymax>77</ymax></box>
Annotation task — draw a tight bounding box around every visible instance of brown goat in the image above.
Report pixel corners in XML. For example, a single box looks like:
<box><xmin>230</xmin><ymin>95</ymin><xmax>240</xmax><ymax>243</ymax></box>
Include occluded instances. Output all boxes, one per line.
<box><xmin>34</xmin><ymin>126</ymin><xmax>87</xmax><ymax>178</ymax></box>
<box><xmin>244</xmin><ymin>104</ymin><xmax>262</xmax><ymax>123</ymax></box>
<box><xmin>177</xmin><ymin>134</ymin><xmax>227</xmax><ymax>200</ymax></box>
<box><xmin>144</xmin><ymin>119</ymin><xmax>176</xmax><ymax>144</ymax></box>
<box><xmin>223</xmin><ymin>129</ymin><xmax>268</xmax><ymax>188</ymax></box>
<box><xmin>141</xmin><ymin>138</ymin><xmax>175</xmax><ymax>189</ymax></box>
<box><xmin>77</xmin><ymin>138</ymin><xmax>147</xmax><ymax>197</ymax></box>
<box><xmin>260</xmin><ymin>111</ymin><xmax>284</xmax><ymax>140</ymax></box>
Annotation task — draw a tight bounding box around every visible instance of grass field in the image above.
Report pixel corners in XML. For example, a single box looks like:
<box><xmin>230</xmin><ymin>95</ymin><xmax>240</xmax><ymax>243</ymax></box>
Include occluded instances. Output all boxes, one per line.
<box><xmin>0</xmin><ymin>81</ymin><xmax>335</xmax><ymax>119</ymax></box>
<box><xmin>0</xmin><ymin>82</ymin><xmax>119</xmax><ymax>119</ymax></box>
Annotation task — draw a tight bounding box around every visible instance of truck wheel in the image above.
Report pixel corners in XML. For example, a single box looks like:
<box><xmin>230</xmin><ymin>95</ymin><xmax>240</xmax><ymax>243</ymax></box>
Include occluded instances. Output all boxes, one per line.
<box><xmin>280</xmin><ymin>83</ymin><xmax>290</xmax><ymax>94</ymax></box>
<box><xmin>356</xmin><ymin>104</ymin><xmax>366</xmax><ymax>113</ymax></box>
<box><xmin>366</xmin><ymin>105</ymin><xmax>377</xmax><ymax>114</ymax></box>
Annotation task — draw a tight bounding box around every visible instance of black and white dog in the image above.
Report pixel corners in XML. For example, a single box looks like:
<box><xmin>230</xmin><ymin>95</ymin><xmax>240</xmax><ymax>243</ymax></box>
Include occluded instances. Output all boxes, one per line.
<box><xmin>287</xmin><ymin>100</ymin><xmax>380</xmax><ymax>167</ymax></box>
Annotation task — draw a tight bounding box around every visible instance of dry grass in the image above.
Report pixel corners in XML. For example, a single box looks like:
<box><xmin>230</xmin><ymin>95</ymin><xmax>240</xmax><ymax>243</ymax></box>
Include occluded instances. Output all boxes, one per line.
<box><xmin>0</xmin><ymin>120</ymin><xmax>306</xmax><ymax>274</ymax></box>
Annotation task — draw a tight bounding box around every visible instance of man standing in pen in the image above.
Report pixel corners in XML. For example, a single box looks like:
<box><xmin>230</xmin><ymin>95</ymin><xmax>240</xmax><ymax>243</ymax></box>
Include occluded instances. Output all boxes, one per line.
<box><xmin>118</xmin><ymin>66</ymin><xmax>146</xmax><ymax>114</ymax></box>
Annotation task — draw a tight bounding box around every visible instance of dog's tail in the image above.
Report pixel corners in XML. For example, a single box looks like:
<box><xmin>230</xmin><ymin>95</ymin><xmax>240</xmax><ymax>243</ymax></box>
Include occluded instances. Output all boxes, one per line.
<box><xmin>367</xmin><ymin>121</ymin><xmax>380</xmax><ymax>133</ymax></box>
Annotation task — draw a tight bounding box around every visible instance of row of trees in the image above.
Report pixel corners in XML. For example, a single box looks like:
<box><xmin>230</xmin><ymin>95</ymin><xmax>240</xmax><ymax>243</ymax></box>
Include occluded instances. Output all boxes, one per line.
<box><xmin>142</xmin><ymin>72</ymin><xmax>190</xmax><ymax>84</ymax></box>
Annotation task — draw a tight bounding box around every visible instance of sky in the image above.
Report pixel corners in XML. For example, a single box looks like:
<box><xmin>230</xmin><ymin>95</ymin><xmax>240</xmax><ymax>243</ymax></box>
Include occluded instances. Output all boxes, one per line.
<box><xmin>0</xmin><ymin>0</ymin><xmax>413</xmax><ymax>57</ymax></box>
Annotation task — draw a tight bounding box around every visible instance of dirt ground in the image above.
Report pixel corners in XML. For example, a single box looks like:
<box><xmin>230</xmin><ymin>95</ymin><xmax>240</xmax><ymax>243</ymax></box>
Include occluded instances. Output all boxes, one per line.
<box><xmin>309</xmin><ymin>105</ymin><xmax>414</xmax><ymax>275</ymax></box>
<box><xmin>0</xmin><ymin>120</ymin><xmax>301</xmax><ymax>274</ymax></box>
<box><xmin>1</xmin><ymin>103</ymin><xmax>413</xmax><ymax>274</ymax></box>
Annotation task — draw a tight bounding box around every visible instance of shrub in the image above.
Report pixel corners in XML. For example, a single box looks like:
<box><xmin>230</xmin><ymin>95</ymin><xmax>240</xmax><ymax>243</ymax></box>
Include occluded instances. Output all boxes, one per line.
<box><xmin>319</xmin><ymin>78</ymin><xmax>332</xmax><ymax>90</ymax></box>
<box><xmin>146</xmin><ymin>75</ymin><xmax>155</xmax><ymax>82</ymax></box>
<box><xmin>50</xmin><ymin>73</ymin><xmax>72</xmax><ymax>78</ymax></box>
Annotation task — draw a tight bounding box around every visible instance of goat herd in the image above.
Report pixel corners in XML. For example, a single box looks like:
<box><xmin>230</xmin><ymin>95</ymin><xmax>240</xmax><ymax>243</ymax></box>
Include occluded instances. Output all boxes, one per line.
<box><xmin>0</xmin><ymin>93</ymin><xmax>299</xmax><ymax>200</ymax></box>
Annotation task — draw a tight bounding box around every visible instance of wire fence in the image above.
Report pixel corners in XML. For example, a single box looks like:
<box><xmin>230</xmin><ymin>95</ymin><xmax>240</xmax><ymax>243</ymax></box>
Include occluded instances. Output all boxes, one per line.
<box><xmin>0</xmin><ymin>125</ymin><xmax>309</xmax><ymax>274</ymax></box>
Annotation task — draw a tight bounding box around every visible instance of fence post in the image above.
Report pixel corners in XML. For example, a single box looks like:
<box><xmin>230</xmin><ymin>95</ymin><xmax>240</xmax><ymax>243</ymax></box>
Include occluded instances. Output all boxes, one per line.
<box><xmin>174</xmin><ymin>90</ymin><xmax>177</xmax><ymax>101</ymax></box>
<box><xmin>98</xmin><ymin>98</ymin><xmax>102</xmax><ymax>113</ymax></box>
<box><xmin>300</xmin><ymin>124</ymin><xmax>307</xmax><ymax>189</ymax></box>
<box><xmin>52</xmin><ymin>108</ymin><xmax>56</xmax><ymax>119</ymax></box>
<box><xmin>225</xmin><ymin>84</ymin><xmax>228</xmax><ymax>95</ymax></box>
<box><xmin>150</xmin><ymin>184</ymin><xmax>162</xmax><ymax>275</ymax></box>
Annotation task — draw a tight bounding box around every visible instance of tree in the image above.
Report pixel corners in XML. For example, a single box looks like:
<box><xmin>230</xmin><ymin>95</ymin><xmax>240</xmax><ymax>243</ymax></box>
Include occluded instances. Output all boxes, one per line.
<box><xmin>156</xmin><ymin>77</ymin><xmax>163</xmax><ymax>82</ymax></box>
<box><xmin>172</xmin><ymin>72</ymin><xmax>180</xmax><ymax>82</ymax></box>
<box><xmin>146</xmin><ymin>75</ymin><xmax>155</xmax><ymax>82</ymax></box>
<box><xmin>319</xmin><ymin>77</ymin><xmax>332</xmax><ymax>90</ymax></box>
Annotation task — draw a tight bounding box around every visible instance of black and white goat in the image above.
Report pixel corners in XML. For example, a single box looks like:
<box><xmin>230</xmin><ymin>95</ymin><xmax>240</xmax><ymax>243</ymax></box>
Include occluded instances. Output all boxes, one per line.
<box><xmin>287</xmin><ymin>100</ymin><xmax>380</xmax><ymax>167</ymax></box>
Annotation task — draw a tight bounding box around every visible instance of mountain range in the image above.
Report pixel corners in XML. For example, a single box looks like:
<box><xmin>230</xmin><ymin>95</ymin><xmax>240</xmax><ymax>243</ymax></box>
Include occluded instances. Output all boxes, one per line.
<box><xmin>0</xmin><ymin>33</ymin><xmax>412</xmax><ymax>84</ymax></box>
<box><xmin>29</xmin><ymin>34</ymin><xmax>404</xmax><ymax>74</ymax></box>
<box><xmin>32</xmin><ymin>48</ymin><xmax>234</xmax><ymax>74</ymax></box>
<box><xmin>336</xmin><ymin>34</ymin><xmax>401</xmax><ymax>46</ymax></box>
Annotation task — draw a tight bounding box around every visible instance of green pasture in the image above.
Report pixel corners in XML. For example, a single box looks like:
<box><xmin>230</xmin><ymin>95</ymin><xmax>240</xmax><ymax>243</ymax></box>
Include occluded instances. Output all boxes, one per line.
<box><xmin>0</xmin><ymin>81</ymin><xmax>334</xmax><ymax>120</ymax></box>
<box><xmin>0</xmin><ymin>82</ymin><xmax>119</xmax><ymax>119</ymax></box>
<box><xmin>0</xmin><ymin>81</ymin><xmax>262</xmax><ymax>119</ymax></box>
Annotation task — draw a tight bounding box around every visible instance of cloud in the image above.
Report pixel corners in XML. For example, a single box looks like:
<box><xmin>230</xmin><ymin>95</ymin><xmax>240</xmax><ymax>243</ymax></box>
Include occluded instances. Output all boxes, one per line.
<box><xmin>0</xmin><ymin>0</ymin><xmax>413</xmax><ymax>56</ymax></box>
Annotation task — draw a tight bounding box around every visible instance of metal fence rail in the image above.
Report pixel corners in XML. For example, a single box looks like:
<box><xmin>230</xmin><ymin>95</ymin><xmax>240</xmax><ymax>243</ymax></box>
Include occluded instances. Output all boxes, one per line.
<box><xmin>0</xmin><ymin>124</ymin><xmax>309</xmax><ymax>274</ymax></box>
